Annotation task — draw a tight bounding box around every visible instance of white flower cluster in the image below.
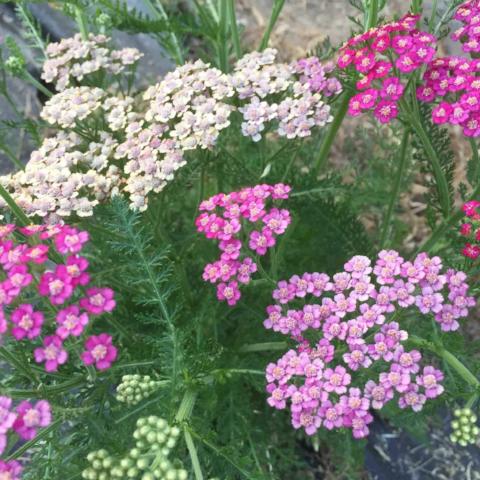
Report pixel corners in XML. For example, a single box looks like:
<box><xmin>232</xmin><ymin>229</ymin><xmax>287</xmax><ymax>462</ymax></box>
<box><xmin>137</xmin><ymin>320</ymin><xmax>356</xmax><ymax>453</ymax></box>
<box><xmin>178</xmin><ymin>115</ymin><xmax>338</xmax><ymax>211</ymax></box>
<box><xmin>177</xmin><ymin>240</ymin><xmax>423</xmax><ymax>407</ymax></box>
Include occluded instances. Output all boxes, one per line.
<box><xmin>235</xmin><ymin>49</ymin><xmax>333</xmax><ymax>141</ymax></box>
<box><xmin>116</xmin><ymin>374</ymin><xmax>161</xmax><ymax>406</ymax></box>
<box><xmin>40</xmin><ymin>86</ymin><xmax>105</xmax><ymax>128</ymax></box>
<box><xmin>82</xmin><ymin>416</ymin><xmax>187</xmax><ymax>480</ymax></box>
<box><xmin>2</xmin><ymin>39</ymin><xmax>339</xmax><ymax>219</ymax></box>
<box><xmin>42</xmin><ymin>33</ymin><xmax>143</xmax><ymax>91</ymax></box>
<box><xmin>0</xmin><ymin>131</ymin><xmax>120</xmax><ymax>219</ymax></box>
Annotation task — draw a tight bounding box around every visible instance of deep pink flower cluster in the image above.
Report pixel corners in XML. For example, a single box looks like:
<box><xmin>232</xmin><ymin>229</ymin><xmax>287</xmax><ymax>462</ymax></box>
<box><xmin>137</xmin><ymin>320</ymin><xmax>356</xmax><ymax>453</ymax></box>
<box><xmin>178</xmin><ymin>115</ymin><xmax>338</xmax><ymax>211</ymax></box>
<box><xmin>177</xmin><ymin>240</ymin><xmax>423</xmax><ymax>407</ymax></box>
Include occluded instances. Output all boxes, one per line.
<box><xmin>452</xmin><ymin>1</ymin><xmax>480</xmax><ymax>54</ymax></box>
<box><xmin>0</xmin><ymin>223</ymin><xmax>118</xmax><ymax>372</ymax></box>
<box><xmin>338</xmin><ymin>13</ymin><xmax>437</xmax><ymax>123</ymax></box>
<box><xmin>265</xmin><ymin>251</ymin><xmax>475</xmax><ymax>438</ymax></box>
<box><xmin>196</xmin><ymin>184</ymin><xmax>292</xmax><ymax>306</ymax></box>
<box><xmin>417</xmin><ymin>56</ymin><xmax>480</xmax><ymax>137</ymax></box>
<box><xmin>292</xmin><ymin>58</ymin><xmax>342</xmax><ymax>96</ymax></box>
<box><xmin>0</xmin><ymin>396</ymin><xmax>51</xmax><ymax>478</ymax></box>
<box><xmin>459</xmin><ymin>200</ymin><xmax>480</xmax><ymax>258</ymax></box>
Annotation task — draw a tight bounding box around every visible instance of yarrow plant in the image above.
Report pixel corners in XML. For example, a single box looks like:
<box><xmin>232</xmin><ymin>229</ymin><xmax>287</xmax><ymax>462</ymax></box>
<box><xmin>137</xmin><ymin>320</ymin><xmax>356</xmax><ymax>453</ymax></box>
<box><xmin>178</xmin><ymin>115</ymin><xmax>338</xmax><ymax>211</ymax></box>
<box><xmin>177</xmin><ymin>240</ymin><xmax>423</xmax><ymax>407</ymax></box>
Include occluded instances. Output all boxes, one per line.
<box><xmin>459</xmin><ymin>200</ymin><xmax>480</xmax><ymax>258</ymax></box>
<box><xmin>0</xmin><ymin>43</ymin><xmax>339</xmax><ymax>218</ymax></box>
<box><xmin>0</xmin><ymin>223</ymin><xmax>118</xmax><ymax>372</ymax></box>
<box><xmin>452</xmin><ymin>0</ymin><xmax>480</xmax><ymax>55</ymax></box>
<box><xmin>417</xmin><ymin>56</ymin><xmax>480</xmax><ymax>137</ymax></box>
<box><xmin>338</xmin><ymin>13</ymin><xmax>436</xmax><ymax>123</ymax></box>
<box><xmin>196</xmin><ymin>183</ymin><xmax>291</xmax><ymax>306</ymax></box>
<box><xmin>264</xmin><ymin>251</ymin><xmax>474</xmax><ymax>437</ymax></box>
<box><xmin>1</xmin><ymin>0</ymin><xmax>480</xmax><ymax>478</ymax></box>
<box><xmin>82</xmin><ymin>416</ymin><xmax>187</xmax><ymax>480</ymax></box>
<box><xmin>0</xmin><ymin>395</ymin><xmax>52</xmax><ymax>477</ymax></box>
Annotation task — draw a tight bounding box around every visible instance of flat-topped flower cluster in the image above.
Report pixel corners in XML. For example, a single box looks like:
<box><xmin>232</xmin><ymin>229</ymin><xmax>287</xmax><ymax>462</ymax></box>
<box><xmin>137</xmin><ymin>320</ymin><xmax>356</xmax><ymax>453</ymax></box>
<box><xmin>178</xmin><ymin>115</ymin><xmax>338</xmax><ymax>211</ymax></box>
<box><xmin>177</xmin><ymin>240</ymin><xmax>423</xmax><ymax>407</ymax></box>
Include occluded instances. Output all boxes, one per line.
<box><xmin>452</xmin><ymin>0</ymin><xmax>480</xmax><ymax>54</ymax></box>
<box><xmin>339</xmin><ymin>14</ymin><xmax>437</xmax><ymax>123</ymax></box>
<box><xmin>196</xmin><ymin>183</ymin><xmax>291</xmax><ymax>306</ymax></box>
<box><xmin>0</xmin><ymin>41</ymin><xmax>340</xmax><ymax>219</ymax></box>
<box><xmin>0</xmin><ymin>396</ymin><xmax>52</xmax><ymax>479</ymax></box>
<box><xmin>0</xmin><ymin>223</ymin><xmax>118</xmax><ymax>372</ymax></box>
<box><xmin>417</xmin><ymin>55</ymin><xmax>480</xmax><ymax>137</ymax></box>
<box><xmin>264</xmin><ymin>251</ymin><xmax>475</xmax><ymax>438</ymax></box>
<box><xmin>459</xmin><ymin>200</ymin><xmax>480</xmax><ymax>258</ymax></box>
<box><xmin>41</xmin><ymin>33</ymin><xmax>143</xmax><ymax>91</ymax></box>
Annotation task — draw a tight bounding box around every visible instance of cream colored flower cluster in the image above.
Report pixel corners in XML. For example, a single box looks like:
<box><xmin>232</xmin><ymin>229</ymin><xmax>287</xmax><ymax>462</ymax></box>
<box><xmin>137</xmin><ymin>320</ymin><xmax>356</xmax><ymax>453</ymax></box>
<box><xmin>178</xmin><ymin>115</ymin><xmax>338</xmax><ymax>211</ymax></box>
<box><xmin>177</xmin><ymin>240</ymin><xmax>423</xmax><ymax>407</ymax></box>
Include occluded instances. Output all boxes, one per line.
<box><xmin>42</xmin><ymin>33</ymin><xmax>143</xmax><ymax>91</ymax></box>
<box><xmin>0</xmin><ymin>132</ymin><xmax>120</xmax><ymax>219</ymax></box>
<box><xmin>41</xmin><ymin>87</ymin><xmax>105</xmax><ymax>128</ymax></box>
<box><xmin>2</xmin><ymin>41</ymin><xmax>338</xmax><ymax>219</ymax></box>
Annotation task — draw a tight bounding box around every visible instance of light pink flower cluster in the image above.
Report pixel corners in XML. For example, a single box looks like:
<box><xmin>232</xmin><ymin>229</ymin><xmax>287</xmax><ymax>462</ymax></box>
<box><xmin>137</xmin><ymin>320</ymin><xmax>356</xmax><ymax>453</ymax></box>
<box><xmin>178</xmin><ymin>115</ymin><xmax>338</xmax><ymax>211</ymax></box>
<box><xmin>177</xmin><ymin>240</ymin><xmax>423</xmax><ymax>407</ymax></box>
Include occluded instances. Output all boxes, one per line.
<box><xmin>292</xmin><ymin>58</ymin><xmax>342</xmax><ymax>97</ymax></box>
<box><xmin>234</xmin><ymin>50</ymin><xmax>336</xmax><ymax>141</ymax></box>
<box><xmin>265</xmin><ymin>251</ymin><xmax>475</xmax><ymax>438</ymax></box>
<box><xmin>417</xmin><ymin>56</ymin><xmax>480</xmax><ymax>137</ymax></box>
<box><xmin>452</xmin><ymin>1</ymin><xmax>480</xmax><ymax>54</ymax></box>
<box><xmin>40</xmin><ymin>86</ymin><xmax>105</xmax><ymax>128</ymax></box>
<box><xmin>338</xmin><ymin>13</ymin><xmax>437</xmax><ymax>123</ymax></box>
<box><xmin>196</xmin><ymin>184</ymin><xmax>292</xmax><ymax>306</ymax></box>
<box><xmin>41</xmin><ymin>33</ymin><xmax>143</xmax><ymax>91</ymax></box>
<box><xmin>0</xmin><ymin>131</ymin><xmax>120</xmax><ymax>219</ymax></box>
<box><xmin>459</xmin><ymin>200</ymin><xmax>480</xmax><ymax>258</ymax></box>
<box><xmin>0</xmin><ymin>396</ymin><xmax>52</xmax><ymax>479</ymax></box>
<box><xmin>0</xmin><ymin>223</ymin><xmax>118</xmax><ymax>372</ymax></box>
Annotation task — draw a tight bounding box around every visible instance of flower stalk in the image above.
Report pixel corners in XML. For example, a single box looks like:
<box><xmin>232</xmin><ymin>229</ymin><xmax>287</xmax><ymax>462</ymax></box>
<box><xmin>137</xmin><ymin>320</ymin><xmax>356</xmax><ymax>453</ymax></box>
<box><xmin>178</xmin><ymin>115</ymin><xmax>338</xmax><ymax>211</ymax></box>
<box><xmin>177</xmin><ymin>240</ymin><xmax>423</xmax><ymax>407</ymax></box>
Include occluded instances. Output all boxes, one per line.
<box><xmin>379</xmin><ymin>129</ymin><xmax>410</xmax><ymax>248</ymax></box>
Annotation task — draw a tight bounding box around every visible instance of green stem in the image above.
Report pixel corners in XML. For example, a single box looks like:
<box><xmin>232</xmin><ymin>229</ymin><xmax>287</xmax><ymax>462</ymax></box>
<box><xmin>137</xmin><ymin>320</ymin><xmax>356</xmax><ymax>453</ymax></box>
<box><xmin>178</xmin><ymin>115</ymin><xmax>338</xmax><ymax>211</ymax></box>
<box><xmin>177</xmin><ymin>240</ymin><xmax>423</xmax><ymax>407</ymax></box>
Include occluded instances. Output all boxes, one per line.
<box><xmin>6</xmin><ymin>419</ymin><xmax>62</xmax><ymax>460</ymax></box>
<box><xmin>184</xmin><ymin>428</ymin><xmax>204</xmax><ymax>480</ymax></box>
<box><xmin>175</xmin><ymin>389</ymin><xmax>198</xmax><ymax>423</ymax></box>
<box><xmin>379</xmin><ymin>129</ymin><xmax>410</xmax><ymax>249</ymax></box>
<box><xmin>23</xmin><ymin>71</ymin><xmax>53</xmax><ymax>98</ymax></box>
<box><xmin>417</xmin><ymin>181</ymin><xmax>480</xmax><ymax>254</ymax></box>
<box><xmin>365</xmin><ymin>0</ymin><xmax>379</xmax><ymax>30</ymax></box>
<box><xmin>227</xmin><ymin>0</ymin><xmax>241</xmax><ymax>60</ymax></box>
<box><xmin>410</xmin><ymin>336</ymin><xmax>480</xmax><ymax>388</ymax></box>
<box><xmin>411</xmin><ymin>0</ymin><xmax>423</xmax><ymax>14</ymax></box>
<box><xmin>0</xmin><ymin>142</ymin><xmax>23</xmax><ymax>170</ymax></box>
<box><xmin>428</xmin><ymin>0</ymin><xmax>439</xmax><ymax>31</ymax></box>
<box><xmin>0</xmin><ymin>184</ymin><xmax>30</xmax><ymax>226</ymax></box>
<box><xmin>239</xmin><ymin>342</ymin><xmax>288</xmax><ymax>353</ymax></box>
<box><xmin>406</xmin><ymin>107</ymin><xmax>451</xmax><ymax>217</ymax></box>
<box><xmin>259</xmin><ymin>0</ymin><xmax>286</xmax><ymax>50</ymax></box>
<box><xmin>74</xmin><ymin>6</ymin><xmax>88</xmax><ymax>41</ymax></box>
<box><xmin>312</xmin><ymin>92</ymin><xmax>350</xmax><ymax>175</ymax></box>
<box><xmin>469</xmin><ymin>137</ymin><xmax>480</xmax><ymax>186</ymax></box>
<box><xmin>217</xmin><ymin>0</ymin><xmax>229</xmax><ymax>71</ymax></box>
<box><xmin>144</xmin><ymin>0</ymin><xmax>184</xmax><ymax>64</ymax></box>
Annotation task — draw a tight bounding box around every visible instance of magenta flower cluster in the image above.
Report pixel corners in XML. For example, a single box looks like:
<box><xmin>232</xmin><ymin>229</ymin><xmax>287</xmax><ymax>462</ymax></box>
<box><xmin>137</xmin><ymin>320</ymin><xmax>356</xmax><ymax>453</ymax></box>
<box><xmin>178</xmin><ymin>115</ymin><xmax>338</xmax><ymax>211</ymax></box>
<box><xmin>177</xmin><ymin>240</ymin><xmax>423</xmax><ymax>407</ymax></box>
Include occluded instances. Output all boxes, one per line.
<box><xmin>452</xmin><ymin>0</ymin><xmax>480</xmax><ymax>54</ymax></box>
<box><xmin>338</xmin><ymin>14</ymin><xmax>437</xmax><ymax>123</ymax></box>
<box><xmin>264</xmin><ymin>251</ymin><xmax>475</xmax><ymax>438</ymax></box>
<box><xmin>196</xmin><ymin>184</ymin><xmax>292</xmax><ymax>306</ymax></box>
<box><xmin>417</xmin><ymin>56</ymin><xmax>480</xmax><ymax>137</ymax></box>
<box><xmin>0</xmin><ymin>223</ymin><xmax>118</xmax><ymax>372</ymax></box>
<box><xmin>292</xmin><ymin>58</ymin><xmax>342</xmax><ymax>97</ymax></box>
<box><xmin>0</xmin><ymin>396</ymin><xmax>52</xmax><ymax>479</ymax></box>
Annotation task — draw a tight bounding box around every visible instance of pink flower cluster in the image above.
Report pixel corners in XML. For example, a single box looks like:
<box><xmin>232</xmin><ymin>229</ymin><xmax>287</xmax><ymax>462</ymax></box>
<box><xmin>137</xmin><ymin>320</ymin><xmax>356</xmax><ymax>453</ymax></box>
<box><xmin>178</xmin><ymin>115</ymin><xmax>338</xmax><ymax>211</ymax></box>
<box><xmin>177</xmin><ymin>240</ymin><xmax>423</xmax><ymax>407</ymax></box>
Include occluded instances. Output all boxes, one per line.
<box><xmin>265</xmin><ymin>251</ymin><xmax>475</xmax><ymax>438</ymax></box>
<box><xmin>459</xmin><ymin>200</ymin><xmax>480</xmax><ymax>258</ymax></box>
<box><xmin>452</xmin><ymin>1</ymin><xmax>480</xmax><ymax>54</ymax></box>
<box><xmin>0</xmin><ymin>223</ymin><xmax>118</xmax><ymax>372</ymax></box>
<box><xmin>292</xmin><ymin>58</ymin><xmax>342</xmax><ymax>97</ymax></box>
<box><xmin>0</xmin><ymin>396</ymin><xmax>52</xmax><ymax>479</ymax></box>
<box><xmin>196</xmin><ymin>184</ymin><xmax>292</xmax><ymax>306</ymax></box>
<box><xmin>338</xmin><ymin>14</ymin><xmax>437</xmax><ymax>123</ymax></box>
<box><xmin>417</xmin><ymin>56</ymin><xmax>480</xmax><ymax>137</ymax></box>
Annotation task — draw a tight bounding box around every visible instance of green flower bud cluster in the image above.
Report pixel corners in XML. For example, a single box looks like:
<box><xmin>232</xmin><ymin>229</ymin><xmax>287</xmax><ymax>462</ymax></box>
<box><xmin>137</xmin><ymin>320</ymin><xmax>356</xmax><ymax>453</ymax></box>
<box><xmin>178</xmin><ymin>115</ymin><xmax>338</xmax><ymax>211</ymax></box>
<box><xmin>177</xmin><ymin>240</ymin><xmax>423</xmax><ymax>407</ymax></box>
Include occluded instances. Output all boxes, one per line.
<box><xmin>116</xmin><ymin>375</ymin><xmax>161</xmax><ymax>406</ymax></box>
<box><xmin>83</xmin><ymin>416</ymin><xmax>188</xmax><ymax>479</ymax></box>
<box><xmin>95</xmin><ymin>13</ymin><xmax>113</xmax><ymax>29</ymax></box>
<box><xmin>450</xmin><ymin>408</ymin><xmax>480</xmax><ymax>447</ymax></box>
<box><xmin>4</xmin><ymin>56</ymin><xmax>26</xmax><ymax>76</ymax></box>
<box><xmin>82</xmin><ymin>450</ymin><xmax>116</xmax><ymax>480</ymax></box>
